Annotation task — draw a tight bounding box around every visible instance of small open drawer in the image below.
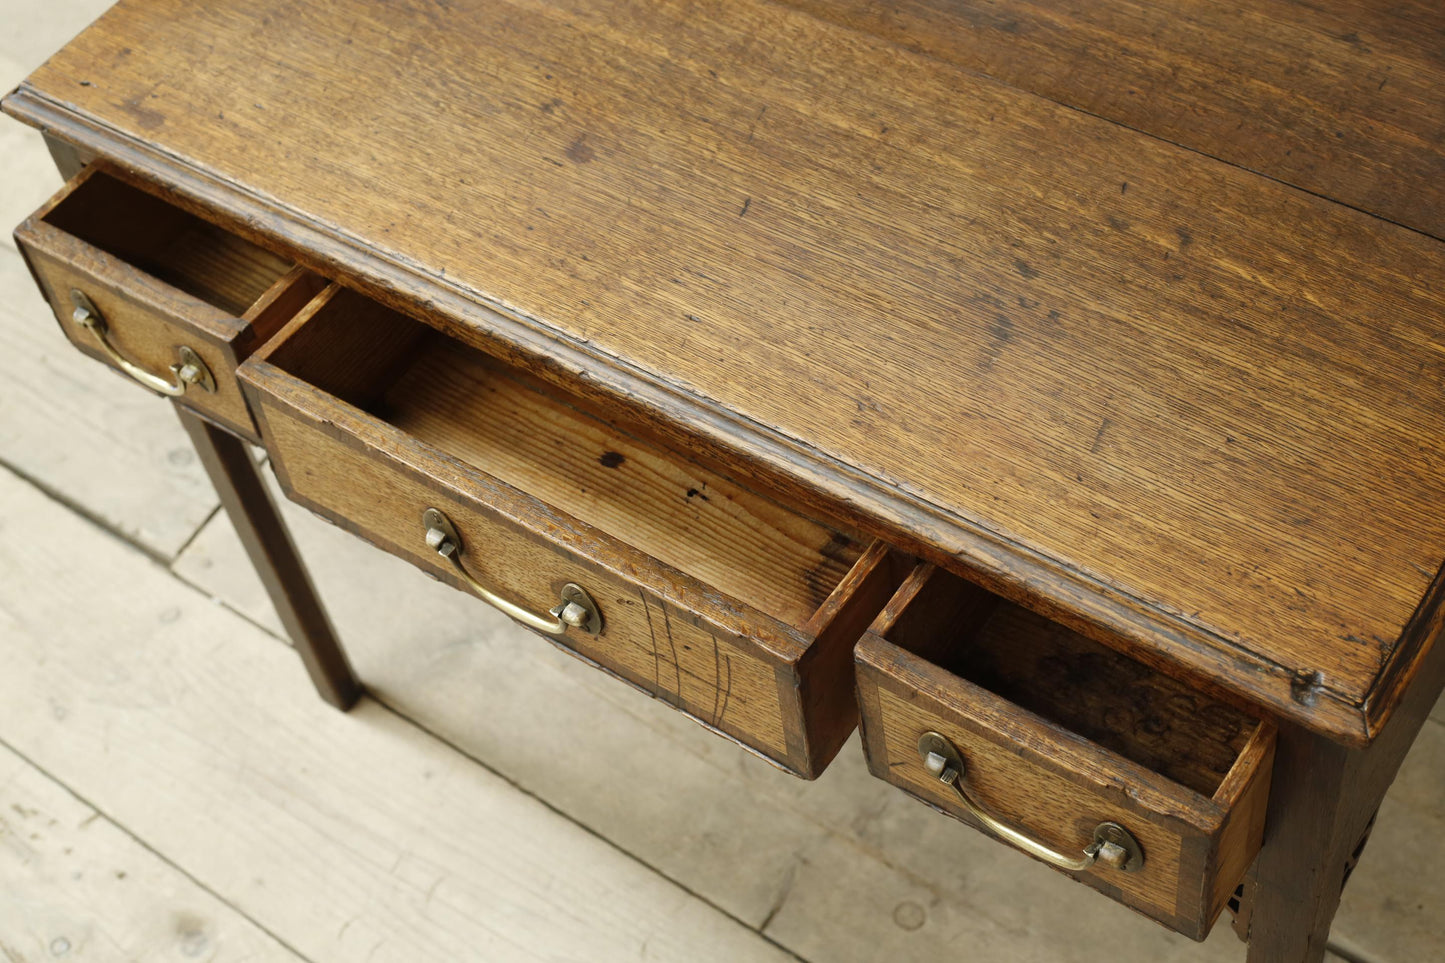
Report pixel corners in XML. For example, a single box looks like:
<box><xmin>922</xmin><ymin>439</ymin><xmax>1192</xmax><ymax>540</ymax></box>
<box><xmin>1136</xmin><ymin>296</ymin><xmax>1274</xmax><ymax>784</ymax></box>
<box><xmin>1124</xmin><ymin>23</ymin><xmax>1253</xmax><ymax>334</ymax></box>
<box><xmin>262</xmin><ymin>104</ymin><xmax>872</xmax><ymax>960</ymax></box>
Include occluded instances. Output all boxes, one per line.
<box><xmin>856</xmin><ymin>563</ymin><xmax>1275</xmax><ymax>938</ymax></box>
<box><xmin>239</xmin><ymin>284</ymin><xmax>911</xmax><ymax>776</ymax></box>
<box><xmin>13</xmin><ymin>166</ymin><xmax>324</xmax><ymax>441</ymax></box>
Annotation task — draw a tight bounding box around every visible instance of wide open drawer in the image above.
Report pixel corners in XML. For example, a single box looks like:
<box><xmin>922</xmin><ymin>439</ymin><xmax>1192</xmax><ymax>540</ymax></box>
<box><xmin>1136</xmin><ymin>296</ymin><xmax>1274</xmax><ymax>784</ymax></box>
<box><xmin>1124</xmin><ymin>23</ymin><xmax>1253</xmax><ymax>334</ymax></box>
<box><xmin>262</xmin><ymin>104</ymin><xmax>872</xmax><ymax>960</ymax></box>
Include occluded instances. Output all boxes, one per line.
<box><xmin>14</xmin><ymin>166</ymin><xmax>323</xmax><ymax>441</ymax></box>
<box><xmin>239</xmin><ymin>284</ymin><xmax>911</xmax><ymax>777</ymax></box>
<box><xmin>856</xmin><ymin>563</ymin><xmax>1275</xmax><ymax>938</ymax></box>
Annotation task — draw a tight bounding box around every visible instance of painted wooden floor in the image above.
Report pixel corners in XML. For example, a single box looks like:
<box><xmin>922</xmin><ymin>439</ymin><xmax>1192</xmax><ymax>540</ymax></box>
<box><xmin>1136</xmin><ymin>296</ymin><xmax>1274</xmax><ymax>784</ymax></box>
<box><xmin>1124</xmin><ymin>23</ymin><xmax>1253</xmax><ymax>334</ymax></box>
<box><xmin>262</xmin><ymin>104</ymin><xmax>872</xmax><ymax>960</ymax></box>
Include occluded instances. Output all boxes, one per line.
<box><xmin>1</xmin><ymin>5</ymin><xmax>1441</xmax><ymax>961</ymax></box>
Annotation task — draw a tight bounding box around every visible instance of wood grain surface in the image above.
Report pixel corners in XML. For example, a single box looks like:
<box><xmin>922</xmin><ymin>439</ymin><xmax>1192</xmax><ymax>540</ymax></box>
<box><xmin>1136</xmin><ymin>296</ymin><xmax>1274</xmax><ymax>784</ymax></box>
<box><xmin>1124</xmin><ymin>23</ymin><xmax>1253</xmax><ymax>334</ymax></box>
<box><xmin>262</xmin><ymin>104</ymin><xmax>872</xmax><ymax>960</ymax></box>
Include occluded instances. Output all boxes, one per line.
<box><xmin>857</xmin><ymin>621</ymin><xmax>1275</xmax><ymax>937</ymax></box>
<box><xmin>13</xmin><ymin>167</ymin><xmax>303</xmax><ymax>440</ymax></box>
<box><xmin>860</xmin><ymin>562</ymin><xmax>1275</xmax><ymax>935</ymax></box>
<box><xmin>884</xmin><ymin>564</ymin><xmax>1257</xmax><ymax>797</ymax></box>
<box><xmin>384</xmin><ymin>335</ymin><xmax>865</xmax><ymax>629</ymax></box>
<box><xmin>0</xmin><ymin>463</ymin><xmax>799</xmax><ymax>963</ymax></box>
<box><xmin>243</xmin><ymin>289</ymin><xmax>901</xmax><ymax>773</ymax></box>
<box><xmin>860</xmin><ymin>646</ymin><xmax>1202</xmax><ymax>937</ymax></box>
<box><xmin>267</xmin><ymin>284</ymin><xmax>869</xmax><ymax>631</ymax></box>
<box><xmin>0</xmin><ymin>742</ymin><xmax>305</xmax><ymax>963</ymax></box>
<box><xmin>779</xmin><ymin>0</ymin><xmax>1445</xmax><ymax>239</ymax></box>
<box><xmin>255</xmin><ymin>393</ymin><xmax>795</xmax><ymax>766</ymax></box>
<box><xmin>7</xmin><ymin>0</ymin><xmax>1445</xmax><ymax>744</ymax></box>
<box><xmin>40</xmin><ymin>167</ymin><xmax>290</xmax><ymax>314</ymax></box>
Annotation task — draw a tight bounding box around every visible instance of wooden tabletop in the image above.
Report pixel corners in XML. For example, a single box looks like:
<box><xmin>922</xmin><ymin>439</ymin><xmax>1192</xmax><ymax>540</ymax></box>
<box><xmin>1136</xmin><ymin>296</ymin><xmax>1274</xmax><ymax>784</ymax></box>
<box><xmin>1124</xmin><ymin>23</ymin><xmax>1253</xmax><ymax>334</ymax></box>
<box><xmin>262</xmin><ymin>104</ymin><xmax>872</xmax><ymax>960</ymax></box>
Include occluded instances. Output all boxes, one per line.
<box><xmin>7</xmin><ymin>0</ymin><xmax>1444</xmax><ymax>746</ymax></box>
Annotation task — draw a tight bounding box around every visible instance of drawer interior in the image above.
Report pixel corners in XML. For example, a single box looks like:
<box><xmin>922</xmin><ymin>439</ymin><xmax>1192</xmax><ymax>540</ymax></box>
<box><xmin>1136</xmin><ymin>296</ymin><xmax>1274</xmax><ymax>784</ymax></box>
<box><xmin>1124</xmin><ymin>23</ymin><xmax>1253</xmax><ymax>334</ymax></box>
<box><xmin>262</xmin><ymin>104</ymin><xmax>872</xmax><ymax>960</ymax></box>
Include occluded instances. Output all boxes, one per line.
<box><xmin>42</xmin><ymin>171</ymin><xmax>293</xmax><ymax>316</ymax></box>
<box><xmin>884</xmin><ymin>565</ymin><xmax>1258</xmax><ymax>797</ymax></box>
<box><xmin>266</xmin><ymin>287</ymin><xmax>869</xmax><ymax>628</ymax></box>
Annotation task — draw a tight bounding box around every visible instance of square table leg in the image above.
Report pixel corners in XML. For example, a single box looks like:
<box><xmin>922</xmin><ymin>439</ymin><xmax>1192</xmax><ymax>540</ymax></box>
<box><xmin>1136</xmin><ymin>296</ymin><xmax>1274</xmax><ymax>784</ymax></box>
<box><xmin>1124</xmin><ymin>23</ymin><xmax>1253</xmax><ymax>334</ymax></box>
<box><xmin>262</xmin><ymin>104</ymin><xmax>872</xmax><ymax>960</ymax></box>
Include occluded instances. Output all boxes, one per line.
<box><xmin>176</xmin><ymin>404</ymin><xmax>361</xmax><ymax>710</ymax></box>
<box><xmin>1245</xmin><ymin>629</ymin><xmax>1445</xmax><ymax>962</ymax></box>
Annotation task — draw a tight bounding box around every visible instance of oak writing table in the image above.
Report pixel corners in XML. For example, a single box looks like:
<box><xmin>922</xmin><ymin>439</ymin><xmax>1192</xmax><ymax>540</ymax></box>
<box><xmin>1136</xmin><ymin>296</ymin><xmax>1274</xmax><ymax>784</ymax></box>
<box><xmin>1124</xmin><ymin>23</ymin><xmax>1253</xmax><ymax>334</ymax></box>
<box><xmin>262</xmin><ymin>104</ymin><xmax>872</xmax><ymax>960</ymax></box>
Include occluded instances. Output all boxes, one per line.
<box><xmin>6</xmin><ymin>1</ymin><xmax>1444</xmax><ymax>959</ymax></box>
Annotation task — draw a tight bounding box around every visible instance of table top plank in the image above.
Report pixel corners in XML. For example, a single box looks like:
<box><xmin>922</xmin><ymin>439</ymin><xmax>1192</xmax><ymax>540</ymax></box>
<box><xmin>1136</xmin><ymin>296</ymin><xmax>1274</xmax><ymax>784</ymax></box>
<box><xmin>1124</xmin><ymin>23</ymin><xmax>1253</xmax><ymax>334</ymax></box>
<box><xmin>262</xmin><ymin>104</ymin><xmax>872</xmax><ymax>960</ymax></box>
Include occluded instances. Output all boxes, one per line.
<box><xmin>8</xmin><ymin>0</ymin><xmax>1445</xmax><ymax>744</ymax></box>
<box><xmin>780</xmin><ymin>0</ymin><xmax>1445</xmax><ymax>239</ymax></box>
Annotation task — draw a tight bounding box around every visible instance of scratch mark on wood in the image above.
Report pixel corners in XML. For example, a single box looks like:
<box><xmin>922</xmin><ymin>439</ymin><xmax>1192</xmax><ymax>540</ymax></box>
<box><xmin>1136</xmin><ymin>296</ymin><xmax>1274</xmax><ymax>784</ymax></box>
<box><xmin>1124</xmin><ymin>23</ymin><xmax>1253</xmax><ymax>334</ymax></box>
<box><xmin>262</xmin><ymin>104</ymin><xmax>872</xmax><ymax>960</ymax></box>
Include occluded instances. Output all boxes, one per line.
<box><xmin>746</xmin><ymin>104</ymin><xmax>768</xmax><ymax>143</ymax></box>
<box><xmin>1090</xmin><ymin>416</ymin><xmax>1112</xmax><ymax>454</ymax></box>
<box><xmin>759</xmin><ymin>861</ymin><xmax>799</xmax><ymax>932</ymax></box>
<box><xmin>710</xmin><ymin>634</ymin><xmax>723</xmax><ymax>724</ymax></box>
<box><xmin>639</xmin><ymin>590</ymin><xmax>661</xmax><ymax>692</ymax></box>
<box><xmin>660</xmin><ymin>600</ymin><xmax>684</xmax><ymax>705</ymax></box>
<box><xmin>740</xmin><ymin>197</ymin><xmax>751</xmax><ymax>218</ymax></box>
<box><xmin>717</xmin><ymin>645</ymin><xmax>733</xmax><ymax>728</ymax></box>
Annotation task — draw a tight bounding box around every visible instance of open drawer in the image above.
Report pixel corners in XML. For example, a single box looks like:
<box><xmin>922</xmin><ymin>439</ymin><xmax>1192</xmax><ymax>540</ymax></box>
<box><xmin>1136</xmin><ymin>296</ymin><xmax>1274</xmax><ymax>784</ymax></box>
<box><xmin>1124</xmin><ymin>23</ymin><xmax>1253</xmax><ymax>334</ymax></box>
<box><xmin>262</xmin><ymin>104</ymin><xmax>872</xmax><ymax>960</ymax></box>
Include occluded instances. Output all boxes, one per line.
<box><xmin>856</xmin><ymin>563</ymin><xmax>1275</xmax><ymax>938</ymax></box>
<box><xmin>239</xmin><ymin>284</ymin><xmax>912</xmax><ymax>776</ymax></box>
<box><xmin>14</xmin><ymin>166</ymin><xmax>324</xmax><ymax>441</ymax></box>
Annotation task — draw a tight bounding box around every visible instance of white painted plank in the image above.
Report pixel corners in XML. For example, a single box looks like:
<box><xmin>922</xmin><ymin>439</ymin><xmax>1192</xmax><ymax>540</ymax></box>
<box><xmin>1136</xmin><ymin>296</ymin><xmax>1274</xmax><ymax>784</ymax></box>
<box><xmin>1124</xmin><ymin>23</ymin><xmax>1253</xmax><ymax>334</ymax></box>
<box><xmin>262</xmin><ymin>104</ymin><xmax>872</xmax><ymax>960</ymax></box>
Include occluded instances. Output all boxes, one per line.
<box><xmin>0</xmin><ymin>242</ymin><xmax>219</xmax><ymax>558</ymax></box>
<box><xmin>0</xmin><ymin>464</ymin><xmax>793</xmax><ymax>963</ymax></box>
<box><xmin>0</xmin><ymin>0</ymin><xmax>111</xmax><ymax>86</ymax></box>
<box><xmin>0</xmin><ymin>52</ymin><xmax>65</xmax><ymax>256</ymax></box>
<box><xmin>0</xmin><ymin>740</ymin><xmax>302</xmax><ymax>963</ymax></box>
<box><xmin>174</xmin><ymin>467</ymin><xmax>1284</xmax><ymax>963</ymax></box>
<box><xmin>1</xmin><ymin>0</ymin><xmax>114</xmax><ymax>247</ymax></box>
<box><xmin>759</xmin><ymin>819</ymin><xmax>1253</xmax><ymax>963</ymax></box>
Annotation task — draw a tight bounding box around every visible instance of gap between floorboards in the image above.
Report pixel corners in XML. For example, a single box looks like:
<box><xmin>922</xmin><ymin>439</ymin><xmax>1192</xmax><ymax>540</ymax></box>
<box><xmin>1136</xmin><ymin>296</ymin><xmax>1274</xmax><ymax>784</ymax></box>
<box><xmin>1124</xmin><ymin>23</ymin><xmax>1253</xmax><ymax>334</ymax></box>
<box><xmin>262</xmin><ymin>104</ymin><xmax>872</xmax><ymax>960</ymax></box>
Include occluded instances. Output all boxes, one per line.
<box><xmin>7</xmin><ymin>466</ymin><xmax>808</xmax><ymax>962</ymax></box>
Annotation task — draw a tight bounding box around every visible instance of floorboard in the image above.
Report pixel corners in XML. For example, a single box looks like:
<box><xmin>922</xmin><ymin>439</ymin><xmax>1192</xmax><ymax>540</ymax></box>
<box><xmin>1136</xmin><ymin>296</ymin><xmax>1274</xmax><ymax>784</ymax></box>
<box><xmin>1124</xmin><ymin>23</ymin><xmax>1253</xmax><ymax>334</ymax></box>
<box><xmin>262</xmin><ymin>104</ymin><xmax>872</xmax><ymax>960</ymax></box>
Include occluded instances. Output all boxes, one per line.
<box><xmin>0</xmin><ymin>54</ymin><xmax>64</xmax><ymax>257</ymax></box>
<box><xmin>0</xmin><ymin>463</ymin><xmax>794</xmax><ymax>963</ymax></box>
<box><xmin>0</xmin><ymin>740</ymin><xmax>304</xmax><ymax>963</ymax></box>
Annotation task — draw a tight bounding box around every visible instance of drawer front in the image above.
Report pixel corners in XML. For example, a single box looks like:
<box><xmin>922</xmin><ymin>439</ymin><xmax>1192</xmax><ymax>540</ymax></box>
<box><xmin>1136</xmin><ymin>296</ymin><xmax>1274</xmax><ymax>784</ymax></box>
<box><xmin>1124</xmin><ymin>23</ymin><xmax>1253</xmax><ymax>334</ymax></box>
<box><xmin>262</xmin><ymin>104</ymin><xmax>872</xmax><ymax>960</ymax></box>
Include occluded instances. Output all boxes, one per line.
<box><xmin>252</xmin><ymin>377</ymin><xmax>900</xmax><ymax>775</ymax></box>
<box><xmin>856</xmin><ymin>565</ymin><xmax>1274</xmax><ymax>938</ymax></box>
<box><xmin>13</xmin><ymin>167</ymin><xmax>314</xmax><ymax>442</ymax></box>
<box><xmin>269</xmin><ymin>395</ymin><xmax>790</xmax><ymax>756</ymax></box>
<box><xmin>239</xmin><ymin>284</ymin><xmax>909</xmax><ymax>777</ymax></box>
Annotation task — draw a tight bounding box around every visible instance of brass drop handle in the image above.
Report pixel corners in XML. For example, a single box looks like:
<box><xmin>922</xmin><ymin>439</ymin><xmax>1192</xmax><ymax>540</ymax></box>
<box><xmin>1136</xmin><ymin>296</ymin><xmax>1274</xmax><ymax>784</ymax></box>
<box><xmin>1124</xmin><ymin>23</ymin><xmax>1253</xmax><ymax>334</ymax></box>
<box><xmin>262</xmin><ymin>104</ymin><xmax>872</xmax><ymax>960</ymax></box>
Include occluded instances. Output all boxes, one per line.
<box><xmin>69</xmin><ymin>289</ymin><xmax>215</xmax><ymax>397</ymax></box>
<box><xmin>917</xmin><ymin>731</ymin><xmax>1144</xmax><ymax>873</ymax></box>
<box><xmin>422</xmin><ymin>507</ymin><xmax>603</xmax><ymax>636</ymax></box>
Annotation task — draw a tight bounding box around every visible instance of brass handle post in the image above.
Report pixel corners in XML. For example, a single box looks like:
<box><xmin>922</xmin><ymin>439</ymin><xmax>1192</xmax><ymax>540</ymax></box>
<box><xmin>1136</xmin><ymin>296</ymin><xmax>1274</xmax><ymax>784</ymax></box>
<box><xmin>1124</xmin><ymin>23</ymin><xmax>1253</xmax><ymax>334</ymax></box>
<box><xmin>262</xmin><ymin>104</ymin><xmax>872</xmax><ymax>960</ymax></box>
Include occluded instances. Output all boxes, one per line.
<box><xmin>917</xmin><ymin>731</ymin><xmax>1144</xmax><ymax>873</ymax></box>
<box><xmin>422</xmin><ymin>507</ymin><xmax>602</xmax><ymax>636</ymax></box>
<box><xmin>70</xmin><ymin>289</ymin><xmax>215</xmax><ymax>397</ymax></box>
